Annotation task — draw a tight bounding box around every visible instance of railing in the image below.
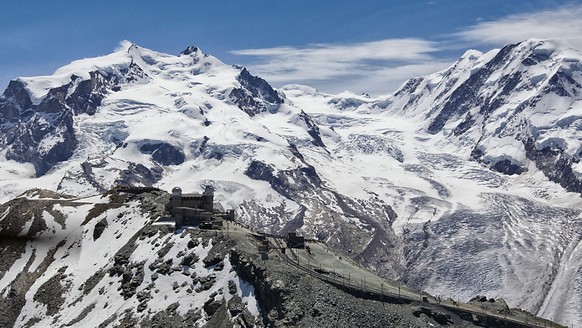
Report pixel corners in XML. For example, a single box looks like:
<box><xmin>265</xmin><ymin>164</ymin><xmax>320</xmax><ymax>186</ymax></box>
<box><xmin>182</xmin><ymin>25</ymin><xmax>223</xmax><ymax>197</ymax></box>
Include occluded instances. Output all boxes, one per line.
<box><xmin>269</xmin><ymin>236</ymin><xmax>556</xmax><ymax>328</ymax></box>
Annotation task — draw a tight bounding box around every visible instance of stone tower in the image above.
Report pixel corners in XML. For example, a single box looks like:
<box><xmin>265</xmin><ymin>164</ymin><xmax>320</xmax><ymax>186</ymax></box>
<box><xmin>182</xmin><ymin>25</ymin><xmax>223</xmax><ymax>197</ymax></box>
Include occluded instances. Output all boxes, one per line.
<box><xmin>171</xmin><ymin>186</ymin><xmax>182</xmax><ymax>210</ymax></box>
<box><xmin>203</xmin><ymin>185</ymin><xmax>214</xmax><ymax>212</ymax></box>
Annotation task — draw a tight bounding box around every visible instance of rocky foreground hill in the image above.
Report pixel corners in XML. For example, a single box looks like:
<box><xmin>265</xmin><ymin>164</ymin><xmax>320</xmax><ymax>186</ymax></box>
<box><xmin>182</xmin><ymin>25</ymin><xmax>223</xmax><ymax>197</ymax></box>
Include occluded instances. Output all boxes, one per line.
<box><xmin>0</xmin><ymin>188</ymin><xmax>561</xmax><ymax>327</ymax></box>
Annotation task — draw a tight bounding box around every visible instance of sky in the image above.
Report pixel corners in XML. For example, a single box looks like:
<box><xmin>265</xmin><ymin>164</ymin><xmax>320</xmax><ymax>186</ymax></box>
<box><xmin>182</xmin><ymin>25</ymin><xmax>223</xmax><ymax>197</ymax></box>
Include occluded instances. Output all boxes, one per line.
<box><xmin>1</xmin><ymin>0</ymin><xmax>582</xmax><ymax>95</ymax></box>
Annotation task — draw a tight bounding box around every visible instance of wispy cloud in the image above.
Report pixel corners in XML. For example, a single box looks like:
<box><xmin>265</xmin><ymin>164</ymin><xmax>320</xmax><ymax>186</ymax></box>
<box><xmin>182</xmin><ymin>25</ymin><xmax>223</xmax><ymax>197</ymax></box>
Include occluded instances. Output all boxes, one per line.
<box><xmin>455</xmin><ymin>5</ymin><xmax>582</xmax><ymax>49</ymax></box>
<box><xmin>231</xmin><ymin>39</ymin><xmax>448</xmax><ymax>95</ymax></box>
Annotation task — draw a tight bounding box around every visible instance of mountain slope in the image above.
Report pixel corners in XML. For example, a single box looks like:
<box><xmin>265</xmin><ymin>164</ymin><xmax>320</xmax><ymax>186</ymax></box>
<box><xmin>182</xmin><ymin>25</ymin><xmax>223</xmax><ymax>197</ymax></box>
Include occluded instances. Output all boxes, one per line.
<box><xmin>380</xmin><ymin>39</ymin><xmax>582</xmax><ymax>191</ymax></box>
<box><xmin>0</xmin><ymin>188</ymin><xmax>258</xmax><ymax>327</ymax></box>
<box><xmin>3</xmin><ymin>188</ymin><xmax>542</xmax><ymax>328</ymax></box>
<box><xmin>0</xmin><ymin>39</ymin><xmax>581</xmax><ymax>326</ymax></box>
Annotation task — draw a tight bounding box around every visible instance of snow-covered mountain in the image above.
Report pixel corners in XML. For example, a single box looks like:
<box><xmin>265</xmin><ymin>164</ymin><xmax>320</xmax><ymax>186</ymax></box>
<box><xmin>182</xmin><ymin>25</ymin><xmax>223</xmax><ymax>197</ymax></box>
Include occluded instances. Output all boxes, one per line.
<box><xmin>383</xmin><ymin>39</ymin><xmax>582</xmax><ymax>190</ymax></box>
<box><xmin>0</xmin><ymin>39</ymin><xmax>581</xmax><ymax>326</ymax></box>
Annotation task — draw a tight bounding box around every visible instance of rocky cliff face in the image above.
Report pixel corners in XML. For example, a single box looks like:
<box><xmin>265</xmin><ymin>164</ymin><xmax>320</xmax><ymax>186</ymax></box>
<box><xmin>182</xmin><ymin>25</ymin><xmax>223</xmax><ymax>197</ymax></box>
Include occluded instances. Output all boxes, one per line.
<box><xmin>230</xmin><ymin>68</ymin><xmax>283</xmax><ymax>117</ymax></box>
<box><xmin>0</xmin><ymin>65</ymin><xmax>147</xmax><ymax>176</ymax></box>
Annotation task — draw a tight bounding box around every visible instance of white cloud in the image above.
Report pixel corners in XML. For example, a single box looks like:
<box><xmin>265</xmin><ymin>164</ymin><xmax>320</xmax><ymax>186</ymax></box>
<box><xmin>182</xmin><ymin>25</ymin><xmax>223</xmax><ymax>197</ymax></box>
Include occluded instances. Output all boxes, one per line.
<box><xmin>230</xmin><ymin>5</ymin><xmax>582</xmax><ymax>96</ymax></box>
<box><xmin>456</xmin><ymin>5</ymin><xmax>582</xmax><ymax>49</ymax></box>
<box><xmin>232</xmin><ymin>39</ymin><xmax>438</xmax><ymax>64</ymax></box>
<box><xmin>292</xmin><ymin>61</ymin><xmax>452</xmax><ymax>97</ymax></box>
<box><xmin>230</xmin><ymin>39</ymin><xmax>448</xmax><ymax>95</ymax></box>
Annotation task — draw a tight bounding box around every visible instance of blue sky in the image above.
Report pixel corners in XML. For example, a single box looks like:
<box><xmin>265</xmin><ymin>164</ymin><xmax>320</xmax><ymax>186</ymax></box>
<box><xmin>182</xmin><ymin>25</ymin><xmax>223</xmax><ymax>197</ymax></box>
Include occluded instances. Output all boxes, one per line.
<box><xmin>1</xmin><ymin>1</ymin><xmax>582</xmax><ymax>95</ymax></box>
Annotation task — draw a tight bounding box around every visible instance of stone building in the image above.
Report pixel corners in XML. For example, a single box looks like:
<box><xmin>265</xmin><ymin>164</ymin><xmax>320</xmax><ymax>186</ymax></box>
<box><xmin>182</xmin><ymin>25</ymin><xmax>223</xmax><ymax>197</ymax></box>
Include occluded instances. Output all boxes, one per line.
<box><xmin>171</xmin><ymin>186</ymin><xmax>213</xmax><ymax>226</ymax></box>
<box><xmin>170</xmin><ymin>186</ymin><xmax>234</xmax><ymax>228</ymax></box>
<box><xmin>287</xmin><ymin>232</ymin><xmax>305</xmax><ymax>248</ymax></box>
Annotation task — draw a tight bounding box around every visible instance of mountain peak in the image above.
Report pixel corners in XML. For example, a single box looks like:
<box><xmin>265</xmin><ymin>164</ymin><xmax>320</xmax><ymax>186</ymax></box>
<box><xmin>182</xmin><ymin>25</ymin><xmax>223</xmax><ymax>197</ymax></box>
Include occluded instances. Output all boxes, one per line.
<box><xmin>116</xmin><ymin>39</ymin><xmax>136</xmax><ymax>52</ymax></box>
<box><xmin>180</xmin><ymin>45</ymin><xmax>202</xmax><ymax>56</ymax></box>
<box><xmin>459</xmin><ymin>49</ymin><xmax>484</xmax><ymax>60</ymax></box>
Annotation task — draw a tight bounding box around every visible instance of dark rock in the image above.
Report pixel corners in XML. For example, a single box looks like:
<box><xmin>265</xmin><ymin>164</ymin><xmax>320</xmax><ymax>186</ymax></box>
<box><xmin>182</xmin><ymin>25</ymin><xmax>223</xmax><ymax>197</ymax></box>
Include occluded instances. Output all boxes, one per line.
<box><xmin>187</xmin><ymin>239</ymin><xmax>199</xmax><ymax>249</ymax></box>
<box><xmin>157</xmin><ymin>242</ymin><xmax>174</xmax><ymax>258</ymax></box>
<box><xmin>229</xmin><ymin>68</ymin><xmax>282</xmax><ymax>116</ymax></box>
<box><xmin>181</xmin><ymin>252</ymin><xmax>199</xmax><ymax>266</ymax></box>
<box><xmin>203</xmin><ymin>256</ymin><xmax>222</xmax><ymax>268</ymax></box>
<box><xmin>228</xmin><ymin>280</ymin><xmax>237</xmax><ymax>295</ymax></box>
<box><xmin>65</xmin><ymin>303</ymin><xmax>96</xmax><ymax>326</ymax></box>
<box><xmin>117</xmin><ymin>62</ymin><xmax>151</xmax><ymax>84</ymax></box>
<box><xmin>93</xmin><ymin>218</ymin><xmax>108</xmax><ymax>240</ymax></box>
<box><xmin>0</xmin><ymin>71</ymin><xmax>116</xmax><ymax>176</ymax></box>
<box><xmin>202</xmin><ymin>280</ymin><xmax>214</xmax><ymax>291</ymax></box>
<box><xmin>525</xmin><ymin>138</ymin><xmax>582</xmax><ymax>194</ymax></box>
<box><xmin>33</xmin><ymin>270</ymin><xmax>69</xmax><ymax>316</ymax></box>
<box><xmin>180</xmin><ymin>46</ymin><xmax>199</xmax><ymax>56</ymax></box>
<box><xmin>139</xmin><ymin>141</ymin><xmax>185</xmax><ymax>166</ymax></box>
<box><xmin>198</xmin><ymin>275</ymin><xmax>216</xmax><ymax>291</ymax></box>
<box><xmin>83</xmin><ymin>269</ymin><xmax>106</xmax><ymax>295</ymax></box>
<box><xmin>149</xmin><ymin>258</ymin><xmax>162</xmax><ymax>270</ymax></box>
<box><xmin>166</xmin><ymin>301</ymin><xmax>180</xmax><ymax>316</ymax></box>
<box><xmin>412</xmin><ymin>307</ymin><xmax>452</xmax><ymax>325</ymax></box>
<box><xmin>184</xmin><ymin>309</ymin><xmax>202</xmax><ymax>323</ymax></box>
<box><xmin>227</xmin><ymin>295</ymin><xmax>244</xmax><ymax>316</ymax></box>
<box><xmin>0</xmin><ymin>80</ymin><xmax>33</xmax><ymax>123</ymax></box>
<box><xmin>298</xmin><ymin>110</ymin><xmax>326</xmax><ymax>148</ymax></box>
<box><xmin>244</xmin><ymin>158</ymin><xmax>322</xmax><ymax>202</ymax></box>
<box><xmin>203</xmin><ymin>297</ymin><xmax>223</xmax><ymax>316</ymax></box>
<box><xmin>214</xmin><ymin>261</ymin><xmax>224</xmax><ymax>271</ymax></box>
<box><xmin>131</xmin><ymin>266</ymin><xmax>145</xmax><ymax>287</ymax></box>
<box><xmin>137</xmin><ymin>301</ymin><xmax>148</xmax><ymax>313</ymax></box>
<box><xmin>115</xmin><ymin>162</ymin><xmax>162</xmax><ymax>187</ymax></box>
<box><xmin>491</xmin><ymin>159</ymin><xmax>526</xmax><ymax>175</ymax></box>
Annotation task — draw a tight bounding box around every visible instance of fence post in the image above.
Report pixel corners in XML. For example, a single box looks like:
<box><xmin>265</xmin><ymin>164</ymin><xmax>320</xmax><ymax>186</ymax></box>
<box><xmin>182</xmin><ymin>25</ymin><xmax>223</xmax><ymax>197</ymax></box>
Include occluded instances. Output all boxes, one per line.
<box><xmin>381</xmin><ymin>282</ymin><xmax>384</xmax><ymax>307</ymax></box>
<box><xmin>381</xmin><ymin>282</ymin><xmax>384</xmax><ymax>303</ymax></box>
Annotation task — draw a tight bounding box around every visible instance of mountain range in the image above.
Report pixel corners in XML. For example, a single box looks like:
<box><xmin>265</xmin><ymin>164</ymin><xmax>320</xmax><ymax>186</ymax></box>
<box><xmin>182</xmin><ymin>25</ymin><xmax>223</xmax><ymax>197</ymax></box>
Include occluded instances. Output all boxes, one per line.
<box><xmin>0</xmin><ymin>38</ymin><xmax>580</xmax><ymax>326</ymax></box>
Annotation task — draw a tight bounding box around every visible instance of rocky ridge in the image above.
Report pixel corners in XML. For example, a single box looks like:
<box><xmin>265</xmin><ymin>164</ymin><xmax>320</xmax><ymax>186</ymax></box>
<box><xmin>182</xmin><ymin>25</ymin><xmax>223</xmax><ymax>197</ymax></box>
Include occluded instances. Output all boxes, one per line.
<box><xmin>0</xmin><ymin>188</ymin><xmax>560</xmax><ymax>327</ymax></box>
